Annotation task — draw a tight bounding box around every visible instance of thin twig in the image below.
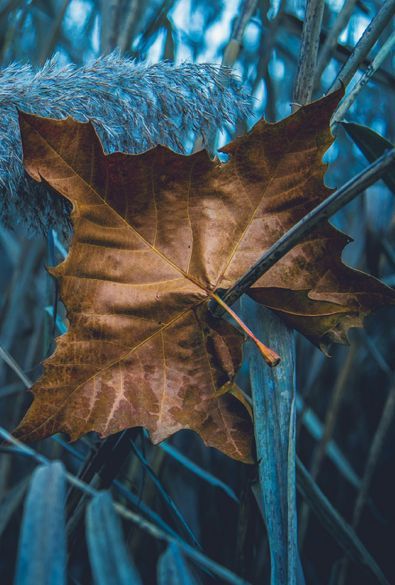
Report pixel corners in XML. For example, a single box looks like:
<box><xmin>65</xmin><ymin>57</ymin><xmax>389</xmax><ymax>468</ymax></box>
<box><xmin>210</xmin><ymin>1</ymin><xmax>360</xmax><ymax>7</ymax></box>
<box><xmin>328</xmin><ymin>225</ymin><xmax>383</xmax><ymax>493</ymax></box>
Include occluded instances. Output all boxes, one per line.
<box><xmin>296</xmin><ymin>457</ymin><xmax>391</xmax><ymax>585</ymax></box>
<box><xmin>211</xmin><ymin>148</ymin><xmax>395</xmax><ymax>317</ymax></box>
<box><xmin>314</xmin><ymin>0</ymin><xmax>358</xmax><ymax>87</ymax></box>
<box><xmin>310</xmin><ymin>344</ymin><xmax>357</xmax><ymax>481</ymax></box>
<box><xmin>353</xmin><ymin>386</ymin><xmax>395</xmax><ymax>529</ymax></box>
<box><xmin>328</xmin><ymin>0</ymin><xmax>395</xmax><ymax>93</ymax></box>
<box><xmin>0</xmin><ymin>346</ymin><xmax>32</xmax><ymax>389</ymax></box>
<box><xmin>299</xmin><ymin>343</ymin><xmax>358</xmax><ymax>544</ymax></box>
<box><xmin>331</xmin><ymin>31</ymin><xmax>395</xmax><ymax>126</ymax></box>
<box><xmin>293</xmin><ymin>0</ymin><xmax>326</xmax><ymax>106</ymax></box>
<box><xmin>128</xmin><ymin>439</ymin><xmax>201</xmax><ymax>548</ymax></box>
<box><xmin>296</xmin><ymin>394</ymin><xmax>362</xmax><ymax>490</ymax></box>
<box><xmin>337</xmin><ymin>386</ymin><xmax>395</xmax><ymax>585</ymax></box>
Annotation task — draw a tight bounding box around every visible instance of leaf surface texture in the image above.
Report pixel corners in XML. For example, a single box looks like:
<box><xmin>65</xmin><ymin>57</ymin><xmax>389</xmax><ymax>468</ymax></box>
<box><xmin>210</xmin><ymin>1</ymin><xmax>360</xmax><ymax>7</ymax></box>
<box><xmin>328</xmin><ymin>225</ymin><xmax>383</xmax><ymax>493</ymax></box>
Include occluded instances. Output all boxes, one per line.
<box><xmin>15</xmin><ymin>91</ymin><xmax>395</xmax><ymax>461</ymax></box>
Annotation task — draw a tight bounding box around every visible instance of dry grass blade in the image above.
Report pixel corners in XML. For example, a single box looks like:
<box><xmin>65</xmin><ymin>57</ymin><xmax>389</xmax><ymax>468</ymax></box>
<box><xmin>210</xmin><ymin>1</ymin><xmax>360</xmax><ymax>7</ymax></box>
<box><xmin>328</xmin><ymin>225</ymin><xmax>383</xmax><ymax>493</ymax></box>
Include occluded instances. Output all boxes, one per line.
<box><xmin>0</xmin><ymin>346</ymin><xmax>32</xmax><ymax>389</ymax></box>
<box><xmin>332</xmin><ymin>31</ymin><xmax>395</xmax><ymax>126</ymax></box>
<box><xmin>14</xmin><ymin>462</ymin><xmax>67</xmax><ymax>585</ymax></box>
<box><xmin>158</xmin><ymin>543</ymin><xmax>199</xmax><ymax>585</ymax></box>
<box><xmin>241</xmin><ymin>297</ymin><xmax>300</xmax><ymax>585</ymax></box>
<box><xmin>341</xmin><ymin>122</ymin><xmax>395</xmax><ymax>195</ymax></box>
<box><xmin>222</xmin><ymin>0</ymin><xmax>258</xmax><ymax>68</ymax></box>
<box><xmin>252</xmin><ymin>0</ymin><xmax>286</xmax><ymax>121</ymax></box>
<box><xmin>337</xmin><ymin>386</ymin><xmax>395</xmax><ymax>584</ymax></box>
<box><xmin>196</xmin><ymin>0</ymin><xmax>258</xmax><ymax>152</ymax></box>
<box><xmin>158</xmin><ymin>442</ymin><xmax>239</xmax><ymax>503</ymax></box>
<box><xmin>328</xmin><ymin>0</ymin><xmax>395</xmax><ymax>92</ymax></box>
<box><xmin>299</xmin><ymin>343</ymin><xmax>358</xmax><ymax>544</ymax></box>
<box><xmin>129</xmin><ymin>439</ymin><xmax>202</xmax><ymax>548</ymax></box>
<box><xmin>296</xmin><ymin>395</ymin><xmax>362</xmax><ymax>491</ymax></box>
<box><xmin>314</xmin><ymin>0</ymin><xmax>358</xmax><ymax>86</ymax></box>
<box><xmin>86</xmin><ymin>492</ymin><xmax>143</xmax><ymax>585</ymax></box>
<box><xmin>296</xmin><ymin>458</ymin><xmax>390</xmax><ymax>585</ymax></box>
<box><xmin>0</xmin><ymin>428</ymin><xmax>252</xmax><ymax>585</ymax></box>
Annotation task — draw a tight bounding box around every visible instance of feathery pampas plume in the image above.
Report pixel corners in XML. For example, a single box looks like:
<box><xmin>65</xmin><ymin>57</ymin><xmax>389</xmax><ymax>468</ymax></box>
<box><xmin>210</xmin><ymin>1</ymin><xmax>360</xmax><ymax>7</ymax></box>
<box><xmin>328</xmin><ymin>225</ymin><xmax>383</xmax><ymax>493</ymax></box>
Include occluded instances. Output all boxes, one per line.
<box><xmin>0</xmin><ymin>53</ymin><xmax>252</xmax><ymax>234</ymax></box>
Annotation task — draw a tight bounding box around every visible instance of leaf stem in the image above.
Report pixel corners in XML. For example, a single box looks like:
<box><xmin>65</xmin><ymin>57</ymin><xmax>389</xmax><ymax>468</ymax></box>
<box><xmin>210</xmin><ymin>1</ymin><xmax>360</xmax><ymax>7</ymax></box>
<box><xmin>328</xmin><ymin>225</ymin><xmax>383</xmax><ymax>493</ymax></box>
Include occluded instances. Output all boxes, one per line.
<box><xmin>211</xmin><ymin>148</ymin><xmax>395</xmax><ymax>317</ymax></box>
<box><xmin>210</xmin><ymin>292</ymin><xmax>281</xmax><ymax>367</ymax></box>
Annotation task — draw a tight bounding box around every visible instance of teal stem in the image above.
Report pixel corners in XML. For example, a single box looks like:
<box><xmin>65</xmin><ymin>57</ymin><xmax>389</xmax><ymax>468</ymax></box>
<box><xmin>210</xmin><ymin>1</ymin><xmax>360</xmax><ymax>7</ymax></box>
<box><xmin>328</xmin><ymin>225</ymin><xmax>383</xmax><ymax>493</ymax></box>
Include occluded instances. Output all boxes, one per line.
<box><xmin>240</xmin><ymin>296</ymin><xmax>304</xmax><ymax>585</ymax></box>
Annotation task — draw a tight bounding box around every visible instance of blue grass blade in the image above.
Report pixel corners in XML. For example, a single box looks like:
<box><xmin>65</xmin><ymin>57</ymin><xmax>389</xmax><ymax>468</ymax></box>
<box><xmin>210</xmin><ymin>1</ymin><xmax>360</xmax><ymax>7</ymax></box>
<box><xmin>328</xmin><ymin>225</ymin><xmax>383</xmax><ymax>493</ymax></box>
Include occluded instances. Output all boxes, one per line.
<box><xmin>296</xmin><ymin>395</ymin><xmax>361</xmax><ymax>490</ymax></box>
<box><xmin>47</xmin><ymin>228</ymin><xmax>56</xmax><ymax>266</ymax></box>
<box><xmin>14</xmin><ymin>462</ymin><xmax>67</xmax><ymax>585</ymax></box>
<box><xmin>240</xmin><ymin>297</ymin><xmax>304</xmax><ymax>585</ymax></box>
<box><xmin>51</xmin><ymin>435</ymin><xmax>186</xmax><ymax>543</ymax></box>
<box><xmin>158</xmin><ymin>543</ymin><xmax>199</xmax><ymax>585</ymax></box>
<box><xmin>296</xmin><ymin>458</ymin><xmax>390</xmax><ymax>585</ymax></box>
<box><xmin>52</xmin><ymin>434</ymin><xmax>86</xmax><ymax>461</ymax></box>
<box><xmin>129</xmin><ymin>440</ymin><xmax>201</xmax><ymax>548</ymax></box>
<box><xmin>44</xmin><ymin>306</ymin><xmax>67</xmax><ymax>334</ymax></box>
<box><xmin>0</xmin><ymin>427</ymin><xmax>249</xmax><ymax>585</ymax></box>
<box><xmin>113</xmin><ymin>480</ymin><xmax>181</xmax><ymax>540</ymax></box>
<box><xmin>86</xmin><ymin>491</ymin><xmax>142</xmax><ymax>585</ymax></box>
<box><xmin>51</xmin><ymin>229</ymin><xmax>67</xmax><ymax>259</ymax></box>
<box><xmin>0</xmin><ymin>477</ymin><xmax>29</xmax><ymax>537</ymax></box>
<box><xmin>158</xmin><ymin>441</ymin><xmax>239</xmax><ymax>503</ymax></box>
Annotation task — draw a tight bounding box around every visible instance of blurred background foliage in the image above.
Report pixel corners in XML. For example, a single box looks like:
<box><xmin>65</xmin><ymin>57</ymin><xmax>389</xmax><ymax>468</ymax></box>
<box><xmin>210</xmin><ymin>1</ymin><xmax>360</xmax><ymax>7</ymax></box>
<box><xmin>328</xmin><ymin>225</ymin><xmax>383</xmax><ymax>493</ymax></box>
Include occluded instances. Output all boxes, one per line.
<box><xmin>0</xmin><ymin>0</ymin><xmax>394</xmax><ymax>584</ymax></box>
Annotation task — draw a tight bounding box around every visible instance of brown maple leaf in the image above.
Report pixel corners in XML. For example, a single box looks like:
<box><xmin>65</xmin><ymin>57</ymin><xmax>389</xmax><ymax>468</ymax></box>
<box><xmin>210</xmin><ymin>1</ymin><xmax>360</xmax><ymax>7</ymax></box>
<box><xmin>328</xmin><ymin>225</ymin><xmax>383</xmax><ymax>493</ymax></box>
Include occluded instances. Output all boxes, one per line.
<box><xmin>14</xmin><ymin>90</ymin><xmax>395</xmax><ymax>462</ymax></box>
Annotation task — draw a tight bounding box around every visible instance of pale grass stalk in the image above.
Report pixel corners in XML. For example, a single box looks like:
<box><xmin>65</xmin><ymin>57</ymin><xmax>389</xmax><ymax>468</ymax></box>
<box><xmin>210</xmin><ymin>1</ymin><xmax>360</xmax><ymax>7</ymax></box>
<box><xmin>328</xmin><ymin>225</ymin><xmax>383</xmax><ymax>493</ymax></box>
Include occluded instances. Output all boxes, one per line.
<box><xmin>222</xmin><ymin>0</ymin><xmax>259</xmax><ymax>68</ymax></box>
<box><xmin>293</xmin><ymin>0</ymin><xmax>325</xmax><ymax>106</ymax></box>
<box><xmin>331</xmin><ymin>31</ymin><xmax>395</xmax><ymax>126</ymax></box>
<box><xmin>0</xmin><ymin>346</ymin><xmax>32</xmax><ymax>390</ymax></box>
<box><xmin>299</xmin><ymin>344</ymin><xmax>357</xmax><ymax>544</ymax></box>
<box><xmin>328</xmin><ymin>0</ymin><xmax>395</xmax><ymax>92</ymax></box>
<box><xmin>337</xmin><ymin>386</ymin><xmax>395</xmax><ymax>585</ymax></box>
<box><xmin>314</xmin><ymin>0</ymin><xmax>358</xmax><ymax>86</ymax></box>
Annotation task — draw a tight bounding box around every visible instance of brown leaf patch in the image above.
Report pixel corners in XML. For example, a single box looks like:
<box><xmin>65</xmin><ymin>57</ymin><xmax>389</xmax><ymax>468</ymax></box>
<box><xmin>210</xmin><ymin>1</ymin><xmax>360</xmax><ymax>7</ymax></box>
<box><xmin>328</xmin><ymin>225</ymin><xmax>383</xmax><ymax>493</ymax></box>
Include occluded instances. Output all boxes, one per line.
<box><xmin>14</xmin><ymin>90</ymin><xmax>395</xmax><ymax>461</ymax></box>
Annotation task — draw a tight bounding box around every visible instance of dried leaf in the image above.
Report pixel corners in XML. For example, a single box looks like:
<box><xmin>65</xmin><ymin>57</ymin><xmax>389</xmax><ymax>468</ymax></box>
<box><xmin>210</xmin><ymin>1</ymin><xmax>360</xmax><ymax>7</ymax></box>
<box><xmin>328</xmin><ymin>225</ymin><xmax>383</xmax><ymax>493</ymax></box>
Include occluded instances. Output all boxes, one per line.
<box><xmin>14</xmin><ymin>90</ymin><xmax>395</xmax><ymax>461</ymax></box>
